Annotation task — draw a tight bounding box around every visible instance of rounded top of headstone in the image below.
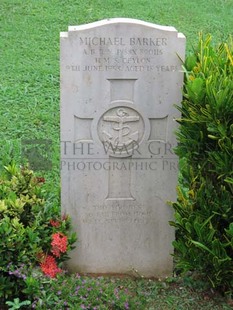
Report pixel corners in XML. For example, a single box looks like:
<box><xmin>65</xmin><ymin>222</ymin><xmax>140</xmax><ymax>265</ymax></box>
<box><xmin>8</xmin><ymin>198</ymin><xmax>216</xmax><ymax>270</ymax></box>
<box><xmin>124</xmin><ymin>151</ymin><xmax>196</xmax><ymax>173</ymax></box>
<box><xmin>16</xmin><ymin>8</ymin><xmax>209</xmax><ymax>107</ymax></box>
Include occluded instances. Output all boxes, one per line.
<box><xmin>67</xmin><ymin>18</ymin><xmax>178</xmax><ymax>33</ymax></box>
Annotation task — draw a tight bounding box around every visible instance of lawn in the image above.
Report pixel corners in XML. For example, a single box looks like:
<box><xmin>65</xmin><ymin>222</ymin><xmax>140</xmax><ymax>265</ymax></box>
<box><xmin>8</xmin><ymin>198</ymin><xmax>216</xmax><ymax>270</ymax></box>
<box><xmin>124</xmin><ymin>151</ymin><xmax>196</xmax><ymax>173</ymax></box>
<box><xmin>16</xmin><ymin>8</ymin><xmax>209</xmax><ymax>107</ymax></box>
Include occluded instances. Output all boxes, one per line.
<box><xmin>0</xmin><ymin>0</ymin><xmax>232</xmax><ymax>166</ymax></box>
<box><xmin>0</xmin><ymin>0</ymin><xmax>232</xmax><ymax>308</ymax></box>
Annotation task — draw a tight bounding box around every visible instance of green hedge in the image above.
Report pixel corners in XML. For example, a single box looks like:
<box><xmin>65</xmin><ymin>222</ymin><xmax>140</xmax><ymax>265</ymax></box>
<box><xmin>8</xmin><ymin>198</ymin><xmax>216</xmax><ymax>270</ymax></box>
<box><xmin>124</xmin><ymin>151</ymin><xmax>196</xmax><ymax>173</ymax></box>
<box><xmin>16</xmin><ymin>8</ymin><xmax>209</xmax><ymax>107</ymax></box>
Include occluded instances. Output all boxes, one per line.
<box><xmin>171</xmin><ymin>35</ymin><xmax>233</xmax><ymax>293</ymax></box>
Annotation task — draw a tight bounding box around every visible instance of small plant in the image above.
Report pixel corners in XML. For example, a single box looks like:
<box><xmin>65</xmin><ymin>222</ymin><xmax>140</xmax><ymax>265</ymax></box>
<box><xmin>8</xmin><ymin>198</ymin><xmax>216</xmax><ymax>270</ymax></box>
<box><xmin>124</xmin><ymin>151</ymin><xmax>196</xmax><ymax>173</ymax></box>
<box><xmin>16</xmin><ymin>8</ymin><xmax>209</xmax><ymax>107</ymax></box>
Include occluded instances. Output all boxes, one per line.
<box><xmin>6</xmin><ymin>298</ymin><xmax>31</xmax><ymax>309</ymax></box>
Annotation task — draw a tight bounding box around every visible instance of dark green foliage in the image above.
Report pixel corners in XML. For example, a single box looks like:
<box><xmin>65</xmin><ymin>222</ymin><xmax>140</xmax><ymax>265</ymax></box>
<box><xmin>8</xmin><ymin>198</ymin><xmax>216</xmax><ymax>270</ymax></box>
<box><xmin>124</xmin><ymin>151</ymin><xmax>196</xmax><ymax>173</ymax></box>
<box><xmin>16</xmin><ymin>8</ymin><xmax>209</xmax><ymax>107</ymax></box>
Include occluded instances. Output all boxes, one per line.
<box><xmin>171</xmin><ymin>35</ymin><xmax>233</xmax><ymax>293</ymax></box>
<box><xmin>0</xmin><ymin>164</ymin><xmax>76</xmax><ymax>302</ymax></box>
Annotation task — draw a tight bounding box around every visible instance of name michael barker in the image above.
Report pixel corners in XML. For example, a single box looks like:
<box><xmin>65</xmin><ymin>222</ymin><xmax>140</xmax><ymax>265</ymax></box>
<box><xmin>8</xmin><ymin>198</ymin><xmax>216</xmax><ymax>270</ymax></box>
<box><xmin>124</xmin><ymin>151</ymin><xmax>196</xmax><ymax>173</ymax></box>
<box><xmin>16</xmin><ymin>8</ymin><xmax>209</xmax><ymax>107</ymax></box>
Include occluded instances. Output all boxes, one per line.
<box><xmin>79</xmin><ymin>36</ymin><xmax>168</xmax><ymax>46</ymax></box>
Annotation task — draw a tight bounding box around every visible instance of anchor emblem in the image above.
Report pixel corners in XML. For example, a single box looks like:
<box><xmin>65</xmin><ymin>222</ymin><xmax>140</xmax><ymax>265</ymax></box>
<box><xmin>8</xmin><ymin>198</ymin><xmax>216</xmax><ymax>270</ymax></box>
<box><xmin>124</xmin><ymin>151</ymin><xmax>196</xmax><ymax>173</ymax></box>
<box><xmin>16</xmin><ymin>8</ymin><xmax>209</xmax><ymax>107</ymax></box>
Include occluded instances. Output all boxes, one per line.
<box><xmin>102</xmin><ymin>108</ymin><xmax>140</xmax><ymax>148</ymax></box>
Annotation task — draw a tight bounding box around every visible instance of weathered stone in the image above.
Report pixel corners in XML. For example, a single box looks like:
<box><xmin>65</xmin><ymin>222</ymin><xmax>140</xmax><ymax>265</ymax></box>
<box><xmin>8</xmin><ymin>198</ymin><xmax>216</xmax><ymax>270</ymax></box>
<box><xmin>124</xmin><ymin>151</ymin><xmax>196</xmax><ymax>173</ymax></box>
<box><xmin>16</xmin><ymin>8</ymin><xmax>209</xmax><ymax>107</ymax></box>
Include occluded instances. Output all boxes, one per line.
<box><xmin>60</xmin><ymin>18</ymin><xmax>185</xmax><ymax>277</ymax></box>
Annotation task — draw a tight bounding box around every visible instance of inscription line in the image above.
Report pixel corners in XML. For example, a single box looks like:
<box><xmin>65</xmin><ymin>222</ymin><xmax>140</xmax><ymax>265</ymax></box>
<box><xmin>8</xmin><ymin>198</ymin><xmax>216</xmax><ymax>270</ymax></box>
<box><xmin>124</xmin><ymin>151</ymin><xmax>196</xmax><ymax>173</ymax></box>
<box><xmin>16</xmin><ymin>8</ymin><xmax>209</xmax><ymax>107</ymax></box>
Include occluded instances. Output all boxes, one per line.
<box><xmin>61</xmin><ymin>157</ymin><xmax>177</xmax><ymax>160</ymax></box>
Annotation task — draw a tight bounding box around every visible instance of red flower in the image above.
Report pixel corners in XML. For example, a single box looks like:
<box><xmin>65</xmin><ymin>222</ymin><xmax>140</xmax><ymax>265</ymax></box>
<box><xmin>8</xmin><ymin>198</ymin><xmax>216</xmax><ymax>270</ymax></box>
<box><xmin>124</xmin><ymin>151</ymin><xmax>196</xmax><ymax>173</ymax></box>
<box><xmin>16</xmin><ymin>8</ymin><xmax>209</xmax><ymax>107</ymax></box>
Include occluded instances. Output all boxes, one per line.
<box><xmin>40</xmin><ymin>255</ymin><xmax>62</xmax><ymax>278</ymax></box>
<box><xmin>50</xmin><ymin>219</ymin><xmax>61</xmax><ymax>228</ymax></box>
<box><xmin>51</xmin><ymin>232</ymin><xmax>68</xmax><ymax>257</ymax></box>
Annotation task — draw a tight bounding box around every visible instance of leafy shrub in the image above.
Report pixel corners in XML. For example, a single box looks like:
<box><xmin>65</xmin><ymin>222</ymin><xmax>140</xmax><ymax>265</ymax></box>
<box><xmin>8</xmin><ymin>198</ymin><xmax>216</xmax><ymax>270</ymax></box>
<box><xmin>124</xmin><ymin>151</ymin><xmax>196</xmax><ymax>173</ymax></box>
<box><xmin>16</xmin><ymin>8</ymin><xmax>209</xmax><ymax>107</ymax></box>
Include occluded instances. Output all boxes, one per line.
<box><xmin>171</xmin><ymin>34</ymin><xmax>233</xmax><ymax>293</ymax></box>
<box><xmin>0</xmin><ymin>163</ymin><xmax>76</xmax><ymax>303</ymax></box>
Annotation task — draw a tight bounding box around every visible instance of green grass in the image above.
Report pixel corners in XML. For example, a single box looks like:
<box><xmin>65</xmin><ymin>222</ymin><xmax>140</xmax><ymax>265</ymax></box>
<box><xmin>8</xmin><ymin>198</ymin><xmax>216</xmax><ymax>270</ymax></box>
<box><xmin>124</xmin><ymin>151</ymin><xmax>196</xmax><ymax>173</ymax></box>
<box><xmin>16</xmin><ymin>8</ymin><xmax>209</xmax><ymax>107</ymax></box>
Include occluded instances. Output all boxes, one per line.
<box><xmin>7</xmin><ymin>270</ymin><xmax>233</xmax><ymax>309</ymax></box>
<box><xmin>32</xmin><ymin>274</ymin><xmax>233</xmax><ymax>309</ymax></box>
<box><xmin>0</xmin><ymin>0</ymin><xmax>232</xmax><ymax>308</ymax></box>
<box><xmin>0</xmin><ymin>0</ymin><xmax>232</xmax><ymax>168</ymax></box>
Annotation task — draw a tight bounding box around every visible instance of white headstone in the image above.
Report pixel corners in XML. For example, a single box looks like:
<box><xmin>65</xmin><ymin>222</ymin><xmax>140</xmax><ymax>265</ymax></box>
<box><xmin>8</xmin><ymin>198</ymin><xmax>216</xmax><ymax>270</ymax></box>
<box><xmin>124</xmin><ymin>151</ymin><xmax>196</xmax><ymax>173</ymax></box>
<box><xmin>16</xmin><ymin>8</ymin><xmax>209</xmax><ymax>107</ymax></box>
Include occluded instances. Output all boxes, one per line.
<box><xmin>60</xmin><ymin>18</ymin><xmax>185</xmax><ymax>277</ymax></box>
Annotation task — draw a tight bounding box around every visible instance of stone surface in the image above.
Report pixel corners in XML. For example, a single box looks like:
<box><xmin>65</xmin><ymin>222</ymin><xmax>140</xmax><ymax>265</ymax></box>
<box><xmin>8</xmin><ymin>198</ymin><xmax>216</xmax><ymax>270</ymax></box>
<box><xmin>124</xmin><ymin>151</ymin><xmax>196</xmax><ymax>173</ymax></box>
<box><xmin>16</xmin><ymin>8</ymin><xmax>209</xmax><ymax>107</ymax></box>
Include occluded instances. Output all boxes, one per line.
<box><xmin>60</xmin><ymin>18</ymin><xmax>185</xmax><ymax>277</ymax></box>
